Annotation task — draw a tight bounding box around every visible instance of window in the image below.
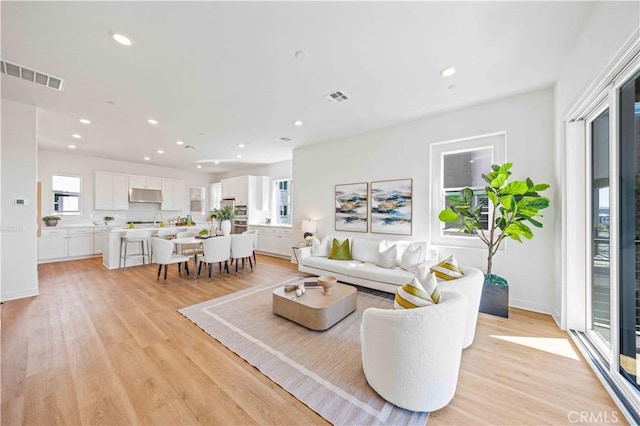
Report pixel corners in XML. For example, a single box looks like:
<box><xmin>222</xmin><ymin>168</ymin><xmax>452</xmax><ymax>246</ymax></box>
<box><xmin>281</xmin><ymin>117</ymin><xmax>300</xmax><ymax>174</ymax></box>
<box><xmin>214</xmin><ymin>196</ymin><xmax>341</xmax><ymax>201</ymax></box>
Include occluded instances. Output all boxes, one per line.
<box><xmin>441</xmin><ymin>149</ymin><xmax>492</xmax><ymax>236</ymax></box>
<box><xmin>190</xmin><ymin>186</ymin><xmax>205</xmax><ymax>215</ymax></box>
<box><xmin>430</xmin><ymin>132</ymin><xmax>506</xmax><ymax>248</ymax></box>
<box><xmin>274</xmin><ymin>179</ymin><xmax>292</xmax><ymax>225</ymax></box>
<box><xmin>52</xmin><ymin>175</ymin><xmax>81</xmax><ymax>215</ymax></box>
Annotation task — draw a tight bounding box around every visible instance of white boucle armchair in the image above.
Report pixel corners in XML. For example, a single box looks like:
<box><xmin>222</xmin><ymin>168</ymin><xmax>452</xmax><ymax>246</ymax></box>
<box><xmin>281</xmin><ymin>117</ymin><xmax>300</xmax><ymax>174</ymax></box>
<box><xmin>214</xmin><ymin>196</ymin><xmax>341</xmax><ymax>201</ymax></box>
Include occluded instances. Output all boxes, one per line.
<box><xmin>360</xmin><ymin>291</ymin><xmax>468</xmax><ymax>412</ymax></box>
<box><xmin>437</xmin><ymin>266</ymin><xmax>484</xmax><ymax>348</ymax></box>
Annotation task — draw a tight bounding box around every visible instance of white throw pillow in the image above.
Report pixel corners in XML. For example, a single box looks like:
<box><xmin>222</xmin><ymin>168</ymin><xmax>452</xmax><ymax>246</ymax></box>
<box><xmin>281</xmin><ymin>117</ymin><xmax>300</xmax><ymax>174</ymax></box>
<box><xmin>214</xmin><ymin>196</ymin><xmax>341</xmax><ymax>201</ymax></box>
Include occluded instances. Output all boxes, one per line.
<box><xmin>351</xmin><ymin>238</ymin><xmax>381</xmax><ymax>263</ymax></box>
<box><xmin>399</xmin><ymin>244</ymin><xmax>422</xmax><ymax>272</ymax></box>
<box><xmin>311</xmin><ymin>236</ymin><xmax>331</xmax><ymax>257</ymax></box>
<box><xmin>381</xmin><ymin>240</ymin><xmax>410</xmax><ymax>264</ymax></box>
<box><xmin>375</xmin><ymin>244</ymin><xmax>397</xmax><ymax>269</ymax></box>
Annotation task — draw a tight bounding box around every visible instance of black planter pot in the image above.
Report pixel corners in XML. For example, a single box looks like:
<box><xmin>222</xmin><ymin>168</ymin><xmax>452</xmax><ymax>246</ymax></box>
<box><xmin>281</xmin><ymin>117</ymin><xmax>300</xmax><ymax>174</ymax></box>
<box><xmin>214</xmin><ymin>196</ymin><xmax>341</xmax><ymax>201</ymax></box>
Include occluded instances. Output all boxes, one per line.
<box><xmin>479</xmin><ymin>274</ymin><xmax>509</xmax><ymax>318</ymax></box>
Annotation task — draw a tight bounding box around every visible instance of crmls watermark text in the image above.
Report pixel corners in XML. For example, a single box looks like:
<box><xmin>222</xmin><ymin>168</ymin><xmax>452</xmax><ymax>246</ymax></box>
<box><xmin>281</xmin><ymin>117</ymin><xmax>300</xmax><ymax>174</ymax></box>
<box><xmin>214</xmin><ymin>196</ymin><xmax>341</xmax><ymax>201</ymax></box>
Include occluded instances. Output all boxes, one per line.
<box><xmin>568</xmin><ymin>411</ymin><xmax>619</xmax><ymax>424</ymax></box>
<box><xmin>0</xmin><ymin>225</ymin><xmax>25</xmax><ymax>233</ymax></box>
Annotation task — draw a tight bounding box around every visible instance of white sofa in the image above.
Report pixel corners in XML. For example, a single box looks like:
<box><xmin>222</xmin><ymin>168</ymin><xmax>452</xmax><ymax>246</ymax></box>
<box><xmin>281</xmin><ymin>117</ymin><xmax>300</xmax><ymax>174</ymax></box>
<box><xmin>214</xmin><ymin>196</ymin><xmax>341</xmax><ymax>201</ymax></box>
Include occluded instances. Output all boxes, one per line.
<box><xmin>297</xmin><ymin>235</ymin><xmax>438</xmax><ymax>294</ymax></box>
<box><xmin>298</xmin><ymin>235</ymin><xmax>484</xmax><ymax>348</ymax></box>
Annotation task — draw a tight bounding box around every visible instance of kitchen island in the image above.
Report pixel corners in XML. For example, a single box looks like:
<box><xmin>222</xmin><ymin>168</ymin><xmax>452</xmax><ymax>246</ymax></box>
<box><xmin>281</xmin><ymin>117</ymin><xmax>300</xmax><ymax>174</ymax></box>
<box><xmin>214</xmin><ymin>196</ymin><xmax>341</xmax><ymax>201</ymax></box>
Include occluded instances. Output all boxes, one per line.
<box><xmin>103</xmin><ymin>224</ymin><xmax>211</xmax><ymax>269</ymax></box>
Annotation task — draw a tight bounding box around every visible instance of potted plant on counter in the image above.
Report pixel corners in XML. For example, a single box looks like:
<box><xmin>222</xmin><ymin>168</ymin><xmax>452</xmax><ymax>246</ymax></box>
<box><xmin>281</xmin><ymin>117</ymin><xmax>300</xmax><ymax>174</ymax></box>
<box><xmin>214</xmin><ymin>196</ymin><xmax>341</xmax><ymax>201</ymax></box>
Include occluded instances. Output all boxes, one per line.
<box><xmin>438</xmin><ymin>162</ymin><xmax>550</xmax><ymax>317</ymax></box>
<box><xmin>213</xmin><ymin>205</ymin><xmax>238</xmax><ymax>236</ymax></box>
<box><xmin>42</xmin><ymin>215</ymin><xmax>61</xmax><ymax>227</ymax></box>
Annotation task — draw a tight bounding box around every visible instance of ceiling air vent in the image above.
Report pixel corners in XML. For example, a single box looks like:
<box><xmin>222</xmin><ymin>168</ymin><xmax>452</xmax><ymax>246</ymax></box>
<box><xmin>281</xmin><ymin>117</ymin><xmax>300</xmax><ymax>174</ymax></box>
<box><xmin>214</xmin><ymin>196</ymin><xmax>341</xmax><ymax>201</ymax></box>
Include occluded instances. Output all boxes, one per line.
<box><xmin>277</xmin><ymin>137</ymin><xmax>292</xmax><ymax>142</ymax></box>
<box><xmin>184</xmin><ymin>145</ymin><xmax>200</xmax><ymax>150</ymax></box>
<box><xmin>0</xmin><ymin>59</ymin><xmax>65</xmax><ymax>91</ymax></box>
<box><xmin>324</xmin><ymin>90</ymin><xmax>349</xmax><ymax>104</ymax></box>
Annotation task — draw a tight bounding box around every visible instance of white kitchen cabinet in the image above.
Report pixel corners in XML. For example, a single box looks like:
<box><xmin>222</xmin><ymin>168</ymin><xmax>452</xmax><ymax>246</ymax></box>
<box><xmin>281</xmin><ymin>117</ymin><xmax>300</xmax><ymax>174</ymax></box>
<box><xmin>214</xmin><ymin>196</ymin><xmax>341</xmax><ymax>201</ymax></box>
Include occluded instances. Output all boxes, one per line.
<box><xmin>251</xmin><ymin>226</ymin><xmax>292</xmax><ymax>258</ymax></box>
<box><xmin>95</xmin><ymin>172</ymin><xmax>129</xmax><ymax>210</ymax></box>
<box><xmin>129</xmin><ymin>175</ymin><xmax>162</xmax><ymax>190</ymax></box>
<box><xmin>94</xmin><ymin>228</ymin><xmax>105</xmax><ymax>255</ymax></box>
<box><xmin>68</xmin><ymin>228</ymin><xmax>94</xmax><ymax>257</ymax></box>
<box><xmin>161</xmin><ymin>178</ymin><xmax>186</xmax><ymax>211</ymax></box>
<box><xmin>38</xmin><ymin>229</ymin><xmax>68</xmax><ymax>260</ymax></box>
<box><xmin>39</xmin><ymin>227</ymin><xmax>104</xmax><ymax>262</ymax></box>
<box><xmin>209</xmin><ymin>182</ymin><xmax>222</xmax><ymax>210</ymax></box>
<box><xmin>221</xmin><ymin>176</ymin><xmax>251</xmax><ymax>204</ymax></box>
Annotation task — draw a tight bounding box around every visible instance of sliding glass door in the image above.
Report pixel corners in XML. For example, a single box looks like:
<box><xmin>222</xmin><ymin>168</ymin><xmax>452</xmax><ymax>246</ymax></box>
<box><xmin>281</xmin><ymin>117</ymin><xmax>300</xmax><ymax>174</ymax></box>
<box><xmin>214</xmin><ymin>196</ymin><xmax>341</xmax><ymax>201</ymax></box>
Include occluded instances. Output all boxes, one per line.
<box><xmin>584</xmin><ymin>66</ymin><xmax>640</xmax><ymax>412</ymax></box>
<box><xmin>618</xmin><ymin>71</ymin><xmax>639</xmax><ymax>391</ymax></box>
<box><xmin>588</xmin><ymin>106</ymin><xmax>611</xmax><ymax>355</ymax></box>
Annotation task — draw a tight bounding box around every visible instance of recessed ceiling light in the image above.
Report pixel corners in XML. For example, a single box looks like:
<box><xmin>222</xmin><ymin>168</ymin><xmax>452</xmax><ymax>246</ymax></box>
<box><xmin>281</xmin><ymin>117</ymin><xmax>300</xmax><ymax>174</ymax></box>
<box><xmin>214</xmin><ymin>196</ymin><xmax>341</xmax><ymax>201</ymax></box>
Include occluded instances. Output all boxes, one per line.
<box><xmin>68</xmin><ymin>144</ymin><xmax>76</xmax><ymax>149</ymax></box>
<box><xmin>293</xmin><ymin>120</ymin><xmax>303</xmax><ymax>126</ymax></box>
<box><xmin>176</xmin><ymin>140</ymin><xmax>184</xmax><ymax>145</ymax></box>
<box><xmin>277</xmin><ymin>137</ymin><xmax>292</xmax><ymax>142</ymax></box>
<box><xmin>71</xmin><ymin>134</ymin><xmax>82</xmax><ymax>139</ymax></box>
<box><xmin>469</xmin><ymin>160</ymin><xmax>475</xmax><ymax>163</ymax></box>
<box><xmin>214</xmin><ymin>160</ymin><xmax>220</xmax><ymax>165</ymax></box>
<box><xmin>440</xmin><ymin>66</ymin><xmax>456</xmax><ymax>77</ymax></box>
<box><xmin>157</xmin><ymin>150</ymin><xmax>164</xmax><ymax>154</ymax></box>
<box><xmin>143</xmin><ymin>156</ymin><xmax>150</xmax><ymax>161</ymax></box>
<box><xmin>295</xmin><ymin>50</ymin><xmax>309</xmax><ymax>61</ymax></box>
<box><xmin>79</xmin><ymin>118</ymin><xmax>91</xmax><ymax>124</ymax></box>
<box><xmin>197</xmin><ymin>165</ymin><xmax>202</xmax><ymax>169</ymax></box>
<box><xmin>236</xmin><ymin>154</ymin><xmax>242</xmax><ymax>159</ymax></box>
<box><xmin>238</xmin><ymin>143</ymin><xmax>245</xmax><ymax>148</ymax></box>
<box><xmin>147</xmin><ymin>119</ymin><xmax>158</xmax><ymax>125</ymax></box>
<box><xmin>111</xmin><ymin>31</ymin><xmax>134</xmax><ymax>46</ymax></box>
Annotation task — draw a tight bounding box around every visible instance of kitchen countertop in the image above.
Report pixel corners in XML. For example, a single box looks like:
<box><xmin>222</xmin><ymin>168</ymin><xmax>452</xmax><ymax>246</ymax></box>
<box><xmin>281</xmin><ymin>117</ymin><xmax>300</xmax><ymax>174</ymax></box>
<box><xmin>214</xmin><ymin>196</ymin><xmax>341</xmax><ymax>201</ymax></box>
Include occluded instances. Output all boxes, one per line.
<box><xmin>248</xmin><ymin>224</ymin><xmax>292</xmax><ymax>229</ymax></box>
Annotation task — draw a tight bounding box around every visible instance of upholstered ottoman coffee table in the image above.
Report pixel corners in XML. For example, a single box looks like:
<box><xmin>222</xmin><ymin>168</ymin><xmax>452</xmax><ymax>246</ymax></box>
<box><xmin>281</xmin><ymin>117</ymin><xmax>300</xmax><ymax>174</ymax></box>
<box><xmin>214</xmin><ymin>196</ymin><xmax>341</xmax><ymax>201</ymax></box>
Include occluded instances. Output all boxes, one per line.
<box><xmin>272</xmin><ymin>282</ymin><xmax>357</xmax><ymax>331</ymax></box>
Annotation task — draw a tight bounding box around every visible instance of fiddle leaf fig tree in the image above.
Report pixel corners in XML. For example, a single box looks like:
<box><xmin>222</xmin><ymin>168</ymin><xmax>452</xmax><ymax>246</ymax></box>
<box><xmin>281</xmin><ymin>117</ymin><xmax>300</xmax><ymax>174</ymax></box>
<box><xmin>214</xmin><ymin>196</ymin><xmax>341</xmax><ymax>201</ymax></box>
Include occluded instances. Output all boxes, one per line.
<box><xmin>438</xmin><ymin>162</ymin><xmax>550</xmax><ymax>276</ymax></box>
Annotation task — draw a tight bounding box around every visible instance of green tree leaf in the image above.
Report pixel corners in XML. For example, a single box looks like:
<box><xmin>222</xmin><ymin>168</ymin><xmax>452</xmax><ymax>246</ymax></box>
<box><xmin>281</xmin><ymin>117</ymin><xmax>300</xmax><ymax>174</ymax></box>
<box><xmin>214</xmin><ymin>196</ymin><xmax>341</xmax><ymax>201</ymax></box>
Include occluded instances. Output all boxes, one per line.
<box><xmin>502</xmin><ymin>181</ymin><xmax>529</xmax><ymax>195</ymax></box>
<box><xmin>487</xmin><ymin>191</ymin><xmax>498</xmax><ymax>206</ymax></box>
<box><xmin>439</xmin><ymin>209</ymin><xmax>460</xmax><ymax>222</ymax></box>
<box><xmin>526</xmin><ymin>197</ymin><xmax>550</xmax><ymax>210</ymax></box>
<box><xmin>531</xmin><ymin>183</ymin><xmax>550</xmax><ymax>192</ymax></box>
<box><xmin>490</xmin><ymin>172</ymin><xmax>508</xmax><ymax>188</ymax></box>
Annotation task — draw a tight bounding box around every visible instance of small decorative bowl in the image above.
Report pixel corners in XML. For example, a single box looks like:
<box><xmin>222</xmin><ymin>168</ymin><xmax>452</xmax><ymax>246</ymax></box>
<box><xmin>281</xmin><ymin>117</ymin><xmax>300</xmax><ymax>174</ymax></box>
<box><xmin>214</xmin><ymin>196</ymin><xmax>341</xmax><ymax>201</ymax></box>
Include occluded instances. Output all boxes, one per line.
<box><xmin>317</xmin><ymin>276</ymin><xmax>337</xmax><ymax>295</ymax></box>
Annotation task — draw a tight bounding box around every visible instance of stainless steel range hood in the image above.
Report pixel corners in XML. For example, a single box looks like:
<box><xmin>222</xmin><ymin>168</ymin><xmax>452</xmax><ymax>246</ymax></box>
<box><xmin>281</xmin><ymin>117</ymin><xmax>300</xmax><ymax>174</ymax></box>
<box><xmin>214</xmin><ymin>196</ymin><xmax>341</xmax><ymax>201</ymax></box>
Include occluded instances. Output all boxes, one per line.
<box><xmin>128</xmin><ymin>188</ymin><xmax>163</xmax><ymax>203</ymax></box>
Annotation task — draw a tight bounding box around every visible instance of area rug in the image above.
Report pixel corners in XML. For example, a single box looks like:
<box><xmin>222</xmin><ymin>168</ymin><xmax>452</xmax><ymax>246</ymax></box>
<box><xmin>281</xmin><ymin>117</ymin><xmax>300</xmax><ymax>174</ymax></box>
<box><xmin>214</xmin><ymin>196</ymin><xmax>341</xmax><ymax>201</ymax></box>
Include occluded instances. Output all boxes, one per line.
<box><xmin>178</xmin><ymin>279</ymin><xmax>429</xmax><ymax>426</ymax></box>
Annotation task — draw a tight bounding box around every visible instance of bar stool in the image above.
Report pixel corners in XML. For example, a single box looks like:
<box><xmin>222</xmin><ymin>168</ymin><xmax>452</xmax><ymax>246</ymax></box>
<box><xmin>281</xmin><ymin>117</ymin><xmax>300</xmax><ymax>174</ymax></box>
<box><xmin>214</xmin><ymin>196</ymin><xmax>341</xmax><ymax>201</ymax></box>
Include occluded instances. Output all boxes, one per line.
<box><xmin>120</xmin><ymin>230</ymin><xmax>151</xmax><ymax>268</ymax></box>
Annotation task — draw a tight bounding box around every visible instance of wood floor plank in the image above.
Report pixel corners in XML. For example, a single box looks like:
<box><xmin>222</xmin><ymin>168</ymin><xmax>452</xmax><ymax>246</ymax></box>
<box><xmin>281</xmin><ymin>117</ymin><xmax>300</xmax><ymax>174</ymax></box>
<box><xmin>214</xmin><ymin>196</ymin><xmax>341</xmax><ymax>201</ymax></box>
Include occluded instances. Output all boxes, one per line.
<box><xmin>1</xmin><ymin>255</ymin><xmax>625</xmax><ymax>425</ymax></box>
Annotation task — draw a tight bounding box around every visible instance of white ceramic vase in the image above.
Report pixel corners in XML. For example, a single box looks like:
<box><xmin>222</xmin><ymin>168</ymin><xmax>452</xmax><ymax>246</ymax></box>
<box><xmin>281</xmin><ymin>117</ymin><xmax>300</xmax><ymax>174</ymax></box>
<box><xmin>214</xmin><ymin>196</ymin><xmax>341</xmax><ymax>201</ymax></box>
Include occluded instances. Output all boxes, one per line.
<box><xmin>220</xmin><ymin>220</ymin><xmax>231</xmax><ymax>236</ymax></box>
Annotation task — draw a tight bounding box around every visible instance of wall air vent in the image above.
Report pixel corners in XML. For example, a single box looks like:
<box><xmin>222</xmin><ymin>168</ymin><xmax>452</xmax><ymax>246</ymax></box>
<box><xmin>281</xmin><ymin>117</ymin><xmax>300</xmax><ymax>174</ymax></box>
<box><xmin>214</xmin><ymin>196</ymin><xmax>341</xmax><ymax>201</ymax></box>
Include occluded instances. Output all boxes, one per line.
<box><xmin>184</xmin><ymin>145</ymin><xmax>200</xmax><ymax>150</ymax></box>
<box><xmin>277</xmin><ymin>137</ymin><xmax>292</xmax><ymax>142</ymax></box>
<box><xmin>324</xmin><ymin>90</ymin><xmax>349</xmax><ymax>103</ymax></box>
<box><xmin>0</xmin><ymin>59</ymin><xmax>65</xmax><ymax>91</ymax></box>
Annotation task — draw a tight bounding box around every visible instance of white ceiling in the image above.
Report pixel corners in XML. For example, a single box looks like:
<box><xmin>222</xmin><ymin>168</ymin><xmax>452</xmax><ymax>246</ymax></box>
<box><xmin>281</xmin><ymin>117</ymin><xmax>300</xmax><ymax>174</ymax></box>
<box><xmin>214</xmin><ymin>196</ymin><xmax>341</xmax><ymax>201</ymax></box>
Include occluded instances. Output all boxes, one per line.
<box><xmin>1</xmin><ymin>1</ymin><xmax>594</xmax><ymax>174</ymax></box>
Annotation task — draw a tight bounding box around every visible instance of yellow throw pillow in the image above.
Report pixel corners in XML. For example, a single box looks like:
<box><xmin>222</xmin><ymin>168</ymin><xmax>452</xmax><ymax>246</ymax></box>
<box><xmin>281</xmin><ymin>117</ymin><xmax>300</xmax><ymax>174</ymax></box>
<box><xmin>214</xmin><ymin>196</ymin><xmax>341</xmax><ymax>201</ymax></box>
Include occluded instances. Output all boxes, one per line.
<box><xmin>430</xmin><ymin>254</ymin><xmax>464</xmax><ymax>281</ymax></box>
<box><xmin>328</xmin><ymin>238</ymin><xmax>352</xmax><ymax>260</ymax></box>
<box><xmin>394</xmin><ymin>274</ymin><xmax>439</xmax><ymax>309</ymax></box>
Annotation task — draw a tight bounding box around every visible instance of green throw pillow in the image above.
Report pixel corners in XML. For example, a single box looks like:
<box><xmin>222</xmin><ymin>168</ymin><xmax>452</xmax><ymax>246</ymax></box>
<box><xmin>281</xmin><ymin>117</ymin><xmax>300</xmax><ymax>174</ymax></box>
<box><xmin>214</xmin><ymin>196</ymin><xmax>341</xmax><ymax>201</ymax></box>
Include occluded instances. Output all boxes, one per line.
<box><xmin>328</xmin><ymin>238</ymin><xmax>352</xmax><ymax>260</ymax></box>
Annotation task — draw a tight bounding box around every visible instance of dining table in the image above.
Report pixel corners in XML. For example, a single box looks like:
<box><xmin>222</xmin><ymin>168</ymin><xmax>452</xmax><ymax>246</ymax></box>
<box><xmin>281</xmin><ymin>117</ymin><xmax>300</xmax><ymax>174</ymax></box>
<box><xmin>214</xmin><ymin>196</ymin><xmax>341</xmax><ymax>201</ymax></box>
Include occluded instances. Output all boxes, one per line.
<box><xmin>171</xmin><ymin>236</ymin><xmax>205</xmax><ymax>280</ymax></box>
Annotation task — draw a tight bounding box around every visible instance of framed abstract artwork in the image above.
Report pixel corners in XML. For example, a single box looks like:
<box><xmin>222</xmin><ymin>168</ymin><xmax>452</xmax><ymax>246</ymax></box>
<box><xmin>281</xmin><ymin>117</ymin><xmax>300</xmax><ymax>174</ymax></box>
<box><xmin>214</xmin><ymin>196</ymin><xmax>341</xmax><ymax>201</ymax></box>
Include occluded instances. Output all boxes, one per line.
<box><xmin>335</xmin><ymin>182</ymin><xmax>368</xmax><ymax>232</ymax></box>
<box><xmin>370</xmin><ymin>178</ymin><xmax>412</xmax><ymax>235</ymax></box>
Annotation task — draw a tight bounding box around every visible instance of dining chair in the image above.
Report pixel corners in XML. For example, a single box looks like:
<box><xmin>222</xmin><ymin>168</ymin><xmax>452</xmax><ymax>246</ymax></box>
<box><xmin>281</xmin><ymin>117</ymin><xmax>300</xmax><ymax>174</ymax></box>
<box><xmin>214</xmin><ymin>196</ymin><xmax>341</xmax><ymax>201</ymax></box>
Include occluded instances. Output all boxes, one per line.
<box><xmin>230</xmin><ymin>234</ymin><xmax>255</xmax><ymax>273</ymax></box>
<box><xmin>175</xmin><ymin>231</ymin><xmax>202</xmax><ymax>261</ymax></box>
<box><xmin>242</xmin><ymin>229</ymin><xmax>258</xmax><ymax>264</ymax></box>
<box><xmin>198</xmin><ymin>235</ymin><xmax>231</xmax><ymax>280</ymax></box>
<box><xmin>151</xmin><ymin>237</ymin><xmax>190</xmax><ymax>280</ymax></box>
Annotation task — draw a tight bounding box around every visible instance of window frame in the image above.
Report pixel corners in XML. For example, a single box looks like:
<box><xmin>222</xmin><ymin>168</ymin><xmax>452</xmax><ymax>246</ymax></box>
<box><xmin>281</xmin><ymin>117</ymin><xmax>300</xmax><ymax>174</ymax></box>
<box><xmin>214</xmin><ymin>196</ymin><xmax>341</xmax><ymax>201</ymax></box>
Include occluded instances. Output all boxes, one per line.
<box><xmin>51</xmin><ymin>174</ymin><xmax>82</xmax><ymax>215</ymax></box>
<box><xmin>430</xmin><ymin>131</ymin><xmax>506</xmax><ymax>248</ymax></box>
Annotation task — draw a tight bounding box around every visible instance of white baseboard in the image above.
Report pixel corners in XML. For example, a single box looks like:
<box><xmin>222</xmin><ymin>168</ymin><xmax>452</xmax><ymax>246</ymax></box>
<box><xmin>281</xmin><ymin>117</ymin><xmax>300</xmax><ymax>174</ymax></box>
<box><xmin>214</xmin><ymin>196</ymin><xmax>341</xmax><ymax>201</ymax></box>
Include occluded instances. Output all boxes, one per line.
<box><xmin>1</xmin><ymin>287</ymin><xmax>39</xmax><ymax>302</ymax></box>
<box><xmin>510</xmin><ymin>298</ymin><xmax>553</xmax><ymax>315</ymax></box>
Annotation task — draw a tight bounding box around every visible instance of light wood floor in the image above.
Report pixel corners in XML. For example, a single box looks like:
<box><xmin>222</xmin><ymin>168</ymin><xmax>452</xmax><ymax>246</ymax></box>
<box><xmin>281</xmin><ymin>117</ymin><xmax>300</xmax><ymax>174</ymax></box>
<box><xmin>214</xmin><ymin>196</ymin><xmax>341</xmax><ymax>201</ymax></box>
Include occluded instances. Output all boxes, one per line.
<box><xmin>1</xmin><ymin>255</ymin><xmax>624</xmax><ymax>425</ymax></box>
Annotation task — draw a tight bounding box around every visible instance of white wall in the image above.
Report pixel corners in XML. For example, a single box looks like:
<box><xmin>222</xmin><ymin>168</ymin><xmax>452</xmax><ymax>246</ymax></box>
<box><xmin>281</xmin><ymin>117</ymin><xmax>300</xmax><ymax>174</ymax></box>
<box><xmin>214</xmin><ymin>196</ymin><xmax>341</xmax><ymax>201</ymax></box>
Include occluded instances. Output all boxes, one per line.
<box><xmin>1</xmin><ymin>100</ymin><xmax>39</xmax><ymax>302</ymax></box>
<box><xmin>213</xmin><ymin>160</ymin><xmax>292</xmax><ymax>182</ymax></box>
<box><xmin>554</xmin><ymin>1</ymin><xmax>640</xmax><ymax>328</ymax></box>
<box><xmin>38</xmin><ymin>150</ymin><xmax>216</xmax><ymax>225</ymax></box>
<box><xmin>294</xmin><ymin>88</ymin><xmax>556</xmax><ymax>313</ymax></box>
